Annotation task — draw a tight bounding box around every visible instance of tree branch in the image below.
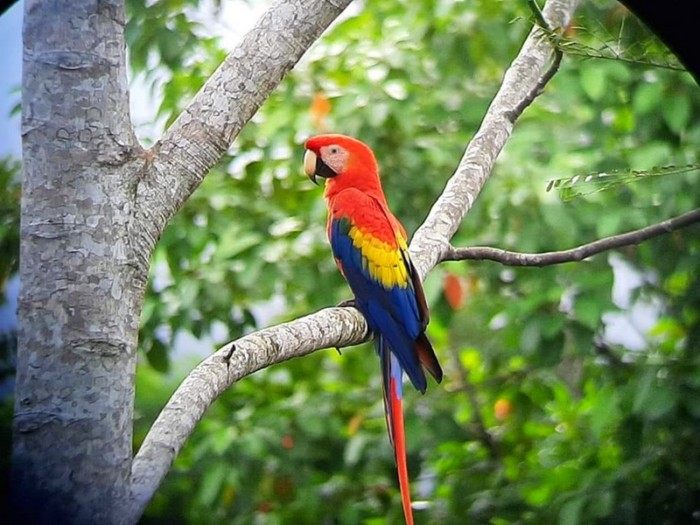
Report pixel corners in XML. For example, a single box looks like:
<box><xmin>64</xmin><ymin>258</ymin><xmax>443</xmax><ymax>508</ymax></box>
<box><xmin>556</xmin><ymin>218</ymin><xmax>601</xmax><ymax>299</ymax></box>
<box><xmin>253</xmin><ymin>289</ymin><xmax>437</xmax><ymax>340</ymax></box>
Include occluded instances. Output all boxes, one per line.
<box><xmin>129</xmin><ymin>306</ymin><xmax>368</xmax><ymax>521</ymax></box>
<box><xmin>133</xmin><ymin>0</ymin><xmax>354</xmax><ymax>245</ymax></box>
<box><xmin>504</xmin><ymin>0</ymin><xmax>564</xmax><ymax>122</ymax></box>
<box><xmin>410</xmin><ymin>0</ymin><xmax>580</xmax><ymax>280</ymax></box>
<box><xmin>129</xmin><ymin>0</ymin><xmax>580</xmax><ymax>517</ymax></box>
<box><xmin>442</xmin><ymin>208</ymin><xmax>700</xmax><ymax>266</ymax></box>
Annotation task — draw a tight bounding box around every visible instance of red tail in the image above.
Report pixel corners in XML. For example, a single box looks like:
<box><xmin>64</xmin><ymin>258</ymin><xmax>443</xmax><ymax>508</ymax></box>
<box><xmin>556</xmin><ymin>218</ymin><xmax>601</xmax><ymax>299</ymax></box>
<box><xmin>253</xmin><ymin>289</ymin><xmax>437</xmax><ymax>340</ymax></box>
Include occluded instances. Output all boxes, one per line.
<box><xmin>381</xmin><ymin>342</ymin><xmax>414</xmax><ymax>525</ymax></box>
<box><xmin>390</xmin><ymin>375</ymin><xmax>414</xmax><ymax>525</ymax></box>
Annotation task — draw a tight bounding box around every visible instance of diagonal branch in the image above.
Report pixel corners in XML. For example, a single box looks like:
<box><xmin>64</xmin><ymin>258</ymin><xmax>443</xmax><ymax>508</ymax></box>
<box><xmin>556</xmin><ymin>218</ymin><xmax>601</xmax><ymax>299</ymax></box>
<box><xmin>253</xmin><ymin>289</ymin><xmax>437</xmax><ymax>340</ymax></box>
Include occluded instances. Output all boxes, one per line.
<box><xmin>410</xmin><ymin>0</ymin><xmax>580</xmax><ymax>280</ymax></box>
<box><xmin>443</xmin><ymin>208</ymin><xmax>700</xmax><ymax>266</ymax></box>
<box><xmin>133</xmin><ymin>0</ymin><xmax>354</xmax><ymax>242</ymax></box>
<box><xmin>129</xmin><ymin>0</ymin><xmax>580</xmax><ymax>517</ymax></box>
<box><xmin>504</xmin><ymin>0</ymin><xmax>564</xmax><ymax>122</ymax></box>
<box><xmin>129</xmin><ymin>307</ymin><xmax>368</xmax><ymax>520</ymax></box>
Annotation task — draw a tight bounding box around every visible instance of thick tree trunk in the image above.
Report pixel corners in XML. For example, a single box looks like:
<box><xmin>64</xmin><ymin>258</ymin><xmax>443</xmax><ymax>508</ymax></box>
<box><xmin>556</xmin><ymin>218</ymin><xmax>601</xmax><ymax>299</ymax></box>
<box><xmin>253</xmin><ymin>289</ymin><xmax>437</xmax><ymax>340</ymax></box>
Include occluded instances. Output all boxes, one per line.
<box><xmin>12</xmin><ymin>1</ymin><xmax>144</xmax><ymax>522</ymax></box>
<box><xmin>12</xmin><ymin>0</ymin><xmax>354</xmax><ymax>521</ymax></box>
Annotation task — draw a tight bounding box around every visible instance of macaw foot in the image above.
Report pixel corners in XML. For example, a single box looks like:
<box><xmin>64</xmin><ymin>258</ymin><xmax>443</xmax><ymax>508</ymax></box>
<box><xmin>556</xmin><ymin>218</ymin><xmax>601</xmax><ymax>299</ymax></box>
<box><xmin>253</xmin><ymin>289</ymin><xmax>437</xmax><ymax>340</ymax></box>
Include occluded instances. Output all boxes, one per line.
<box><xmin>335</xmin><ymin>298</ymin><xmax>372</xmax><ymax>342</ymax></box>
<box><xmin>336</xmin><ymin>298</ymin><xmax>356</xmax><ymax>308</ymax></box>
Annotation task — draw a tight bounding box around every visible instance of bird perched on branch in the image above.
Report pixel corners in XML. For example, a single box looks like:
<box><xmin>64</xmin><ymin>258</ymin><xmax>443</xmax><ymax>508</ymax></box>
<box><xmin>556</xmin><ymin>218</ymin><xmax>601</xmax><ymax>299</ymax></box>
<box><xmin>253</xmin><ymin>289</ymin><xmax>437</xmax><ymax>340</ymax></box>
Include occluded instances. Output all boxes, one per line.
<box><xmin>303</xmin><ymin>134</ymin><xmax>443</xmax><ymax>525</ymax></box>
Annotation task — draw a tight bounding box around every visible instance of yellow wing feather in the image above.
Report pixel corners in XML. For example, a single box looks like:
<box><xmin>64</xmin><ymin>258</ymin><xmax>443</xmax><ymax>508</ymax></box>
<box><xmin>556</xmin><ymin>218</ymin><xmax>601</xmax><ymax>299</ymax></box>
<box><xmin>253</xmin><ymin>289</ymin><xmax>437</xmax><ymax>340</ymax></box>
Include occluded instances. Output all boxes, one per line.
<box><xmin>349</xmin><ymin>225</ymin><xmax>409</xmax><ymax>289</ymax></box>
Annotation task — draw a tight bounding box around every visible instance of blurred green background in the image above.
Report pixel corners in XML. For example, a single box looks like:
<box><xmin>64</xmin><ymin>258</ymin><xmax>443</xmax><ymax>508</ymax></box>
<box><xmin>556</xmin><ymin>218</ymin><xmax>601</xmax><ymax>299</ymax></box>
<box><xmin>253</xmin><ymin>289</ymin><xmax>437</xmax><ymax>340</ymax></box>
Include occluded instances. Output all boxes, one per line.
<box><xmin>2</xmin><ymin>0</ymin><xmax>700</xmax><ymax>523</ymax></box>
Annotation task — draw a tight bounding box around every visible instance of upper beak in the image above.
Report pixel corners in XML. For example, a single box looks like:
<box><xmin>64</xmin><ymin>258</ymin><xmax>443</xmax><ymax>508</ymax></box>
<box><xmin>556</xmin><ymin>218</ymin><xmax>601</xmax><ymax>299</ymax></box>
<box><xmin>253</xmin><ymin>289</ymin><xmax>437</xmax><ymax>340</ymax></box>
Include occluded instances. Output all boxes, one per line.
<box><xmin>303</xmin><ymin>150</ymin><xmax>319</xmax><ymax>185</ymax></box>
<box><xmin>304</xmin><ymin>149</ymin><xmax>338</xmax><ymax>186</ymax></box>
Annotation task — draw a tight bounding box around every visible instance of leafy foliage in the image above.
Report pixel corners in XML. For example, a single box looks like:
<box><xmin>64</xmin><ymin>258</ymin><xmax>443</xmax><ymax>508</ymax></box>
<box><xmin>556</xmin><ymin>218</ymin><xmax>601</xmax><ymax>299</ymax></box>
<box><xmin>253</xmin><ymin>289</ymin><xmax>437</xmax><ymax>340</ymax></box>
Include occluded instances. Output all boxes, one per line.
<box><xmin>0</xmin><ymin>158</ymin><xmax>19</xmax><ymax>400</ymax></box>
<box><xmin>2</xmin><ymin>0</ymin><xmax>700</xmax><ymax>523</ymax></box>
<box><xmin>0</xmin><ymin>157</ymin><xmax>20</xmax><ymax>289</ymax></box>
<box><xmin>124</xmin><ymin>0</ymin><xmax>700</xmax><ymax>523</ymax></box>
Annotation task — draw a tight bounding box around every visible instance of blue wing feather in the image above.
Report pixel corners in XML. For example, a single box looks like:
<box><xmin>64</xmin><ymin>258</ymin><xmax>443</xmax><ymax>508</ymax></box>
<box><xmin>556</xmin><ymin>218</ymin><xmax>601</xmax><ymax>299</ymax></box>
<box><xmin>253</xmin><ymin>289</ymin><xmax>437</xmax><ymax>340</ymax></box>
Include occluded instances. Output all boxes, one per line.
<box><xmin>330</xmin><ymin>217</ymin><xmax>428</xmax><ymax>392</ymax></box>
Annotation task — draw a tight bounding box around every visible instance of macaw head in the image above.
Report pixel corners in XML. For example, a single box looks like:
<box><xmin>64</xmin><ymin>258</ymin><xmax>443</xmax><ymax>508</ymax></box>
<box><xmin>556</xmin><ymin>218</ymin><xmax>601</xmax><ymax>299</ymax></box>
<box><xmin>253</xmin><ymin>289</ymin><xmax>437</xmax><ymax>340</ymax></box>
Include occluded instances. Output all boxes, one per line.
<box><xmin>303</xmin><ymin>134</ymin><xmax>382</xmax><ymax>196</ymax></box>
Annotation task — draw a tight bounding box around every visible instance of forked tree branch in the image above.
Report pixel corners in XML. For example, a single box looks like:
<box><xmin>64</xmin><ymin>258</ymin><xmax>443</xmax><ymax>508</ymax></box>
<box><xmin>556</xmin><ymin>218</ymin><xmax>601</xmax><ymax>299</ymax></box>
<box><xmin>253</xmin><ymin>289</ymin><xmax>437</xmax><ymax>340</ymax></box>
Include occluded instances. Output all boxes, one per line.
<box><xmin>443</xmin><ymin>208</ymin><xmax>700</xmax><ymax>266</ymax></box>
<box><xmin>409</xmin><ymin>0</ymin><xmax>579</xmax><ymax>280</ymax></box>
<box><xmin>129</xmin><ymin>0</ymin><xmax>580</xmax><ymax>518</ymax></box>
<box><xmin>505</xmin><ymin>0</ymin><xmax>564</xmax><ymax>122</ymax></box>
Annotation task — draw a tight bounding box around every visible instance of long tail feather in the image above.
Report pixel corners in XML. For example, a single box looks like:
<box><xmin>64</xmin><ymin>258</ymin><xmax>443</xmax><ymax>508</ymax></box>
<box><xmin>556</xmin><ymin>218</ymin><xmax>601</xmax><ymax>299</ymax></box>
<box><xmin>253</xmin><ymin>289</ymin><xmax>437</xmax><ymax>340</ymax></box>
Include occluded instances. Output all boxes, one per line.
<box><xmin>390</xmin><ymin>360</ymin><xmax>414</xmax><ymax>525</ymax></box>
<box><xmin>380</xmin><ymin>338</ymin><xmax>414</xmax><ymax>525</ymax></box>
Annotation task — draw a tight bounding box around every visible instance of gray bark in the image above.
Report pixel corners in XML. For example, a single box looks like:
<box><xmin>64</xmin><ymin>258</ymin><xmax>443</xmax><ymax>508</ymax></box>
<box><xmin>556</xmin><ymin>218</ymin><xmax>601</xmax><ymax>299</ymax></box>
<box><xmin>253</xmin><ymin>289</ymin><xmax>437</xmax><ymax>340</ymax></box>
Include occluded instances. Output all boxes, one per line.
<box><xmin>14</xmin><ymin>0</ymin><xmax>142</xmax><ymax>522</ymax></box>
<box><xmin>13</xmin><ymin>0</ymin><xmax>352</xmax><ymax>523</ymax></box>
<box><xmin>128</xmin><ymin>307</ymin><xmax>368</xmax><ymax>521</ymax></box>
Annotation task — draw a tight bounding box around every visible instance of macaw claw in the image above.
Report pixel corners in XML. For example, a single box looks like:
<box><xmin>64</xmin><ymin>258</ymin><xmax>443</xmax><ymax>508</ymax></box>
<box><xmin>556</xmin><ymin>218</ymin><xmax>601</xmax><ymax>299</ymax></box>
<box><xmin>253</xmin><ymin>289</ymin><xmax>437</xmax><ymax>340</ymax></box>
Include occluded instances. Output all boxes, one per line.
<box><xmin>336</xmin><ymin>298</ymin><xmax>356</xmax><ymax>308</ymax></box>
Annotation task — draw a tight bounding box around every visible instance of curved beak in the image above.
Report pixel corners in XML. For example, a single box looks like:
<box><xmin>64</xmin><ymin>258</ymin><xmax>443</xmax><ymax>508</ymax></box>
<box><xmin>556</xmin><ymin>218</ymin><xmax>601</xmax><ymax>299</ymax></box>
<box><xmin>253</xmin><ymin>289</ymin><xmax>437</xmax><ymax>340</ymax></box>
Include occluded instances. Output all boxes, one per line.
<box><xmin>303</xmin><ymin>150</ymin><xmax>319</xmax><ymax>185</ymax></box>
<box><xmin>304</xmin><ymin>149</ymin><xmax>337</xmax><ymax>186</ymax></box>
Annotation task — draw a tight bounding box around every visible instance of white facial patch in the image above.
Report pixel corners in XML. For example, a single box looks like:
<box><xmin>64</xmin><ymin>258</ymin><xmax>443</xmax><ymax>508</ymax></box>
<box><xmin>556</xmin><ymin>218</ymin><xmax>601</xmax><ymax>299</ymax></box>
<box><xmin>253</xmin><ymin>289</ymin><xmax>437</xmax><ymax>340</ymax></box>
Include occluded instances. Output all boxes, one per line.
<box><xmin>320</xmin><ymin>145</ymin><xmax>349</xmax><ymax>174</ymax></box>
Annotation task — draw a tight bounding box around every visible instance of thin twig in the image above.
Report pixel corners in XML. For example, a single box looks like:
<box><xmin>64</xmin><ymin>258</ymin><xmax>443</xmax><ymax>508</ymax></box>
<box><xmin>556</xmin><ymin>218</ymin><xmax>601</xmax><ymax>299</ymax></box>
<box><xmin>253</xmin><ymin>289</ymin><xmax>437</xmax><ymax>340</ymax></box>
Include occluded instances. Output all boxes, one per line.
<box><xmin>527</xmin><ymin>0</ymin><xmax>549</xmax><ymax>30</ymax></box>
<box><xmin>505</xmin><ymin>0</ymin><xmax>563</xmax><ymax>122</ymax></box>
<box><xmin>443</xmin><ymin>208</ymin><xmax>700</xmax><ymax>266</ymax></box>
<box><xmin>505</xmin><ymin>48</ymin><xmax>562</xmax><ymax>122</ymax></box>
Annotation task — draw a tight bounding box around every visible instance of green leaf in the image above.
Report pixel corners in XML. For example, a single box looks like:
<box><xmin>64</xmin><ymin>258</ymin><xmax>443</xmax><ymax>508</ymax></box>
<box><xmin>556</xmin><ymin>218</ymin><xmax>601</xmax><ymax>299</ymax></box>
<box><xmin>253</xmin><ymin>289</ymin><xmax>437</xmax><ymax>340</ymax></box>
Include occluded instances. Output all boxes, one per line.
<box><xmin>589</xmin><ymin>386</ymin><xmax>620</xmax><ymax>439</ymax></box>
<box><xmin>197</xmin><ymin>462</ymin><xmax>227</xmax><ymax>507</ymax></box>
<box><xmin>559</xmin><ymin>496</ymin><xmax>585</xmax><ymax>525</ymax></box>
<box><xmin>633</xmin><ymin>369</ymin><xmax>678</xmax><ymax>420</ymax></box>
<box><xmin>590</xmin><ymin>488</ymin><xmax>614</xmax><ymax>518</ymax></box>
<box><xmin>146</xmin><ymin>339</ymin><xmax>169</xmax><ymax>372</ymax></box>
<box><xmin>343</xmin><ymin>434</ymin><xmax>368</xmax><ymax>466</ymax></box>
<box><xmin>573</xmin><ymin>294</ymin><xmax>603</xmax><ymax>330</ymax></box>
<box><xmin>580</xmin><ymin>65</ymin><xmax>606</xmax><ymax>101</ymax></box>
<box><xmin>612</xmin><ymin>106</ymin><xmax>635</xmax><ymax>133</ymax></box>
<box><xmin>633</xmin><ymin>81</ymin><xmax>663</xmax><ymax>115</ymax></box>
<box><xmin>662</xmin><ymin>94</ymin><xmax>691</xmax><ymax>133</ymax></box>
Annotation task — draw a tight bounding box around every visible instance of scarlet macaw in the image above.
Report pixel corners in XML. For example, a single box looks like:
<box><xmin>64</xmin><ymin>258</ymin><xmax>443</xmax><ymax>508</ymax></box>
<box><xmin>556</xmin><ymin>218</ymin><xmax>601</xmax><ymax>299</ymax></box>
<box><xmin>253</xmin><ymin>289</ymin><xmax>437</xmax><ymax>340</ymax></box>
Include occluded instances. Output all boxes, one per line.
<box><xmin>303</xmin><ymin>134</ymin><xmax>443</xmax><ymax>524</ymax></box>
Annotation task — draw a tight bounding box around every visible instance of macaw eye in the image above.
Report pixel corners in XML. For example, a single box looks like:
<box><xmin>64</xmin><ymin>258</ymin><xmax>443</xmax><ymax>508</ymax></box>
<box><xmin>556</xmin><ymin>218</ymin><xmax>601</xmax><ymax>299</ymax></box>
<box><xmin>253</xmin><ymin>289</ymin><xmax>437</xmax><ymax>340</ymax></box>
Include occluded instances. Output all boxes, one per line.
<box><xmin>330</xmin><ymin>147</ymin><xmax>339</xmax><ymax>154</ymax></box>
